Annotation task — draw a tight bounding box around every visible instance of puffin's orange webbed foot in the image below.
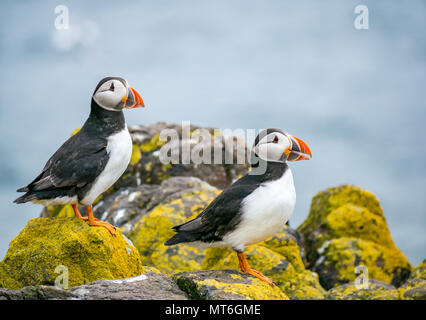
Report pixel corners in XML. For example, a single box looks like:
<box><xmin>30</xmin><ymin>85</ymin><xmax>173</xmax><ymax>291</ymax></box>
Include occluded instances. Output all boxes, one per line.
<box><xmin>72</xmin><ymin>204</ymin><xmax>100</xmax><ymax>222</ymax></box>
<box><xmin>246</xmin><ymin>268</ymin><xmax>275</xmax><ymax>286</ymax></box>
<box><xmin>87</xmin><ymin>218</ymin><xmax>116</xmax><ymax>235</ymax></box>
<box><xmin>85</xmin><ymin>205</ymin><xmax>116</xmax><ymax>236</ymax></box>
<box><xmin>71</xmin><ymin>204</ymin><xmax>116</xmax><ymax>235</ymax></box>
<box><xmin>237</xmin><ymin>252</ymin><xmax>275</xmax><ymax>286</ymax></box>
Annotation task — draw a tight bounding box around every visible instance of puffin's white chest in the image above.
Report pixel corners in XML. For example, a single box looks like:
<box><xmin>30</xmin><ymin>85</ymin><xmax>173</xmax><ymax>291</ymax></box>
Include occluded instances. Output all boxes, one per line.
<box><xmin>81</xmin><ymin>128</ymin><xmax>132</xmax><ymax>205</ymax></box>
<box><xmin>223</xmin><ymin>169</ymin><xmax>296</xmax><ymax>251</ymax></box>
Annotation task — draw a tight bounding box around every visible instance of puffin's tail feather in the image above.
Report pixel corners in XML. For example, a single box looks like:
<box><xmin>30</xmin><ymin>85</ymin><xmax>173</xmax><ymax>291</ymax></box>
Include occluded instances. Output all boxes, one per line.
<box><xmin>13</xmin><ymin>192</ymin><xmax>37</xmax><ymax>204</ymax></box>
<box><xmin>164</xmin><ymin>231</ymin><xmax>201</xmax><ymax>246</ymax></box>
<box><xmin>16</xmin><ymin>186</ymin><xmax>29</xmax><ymax>192</ymax></box>
<box><xmin>14</xmin><ymin>187</ymin><xmax>75</xmax><ymax>204</ymax></box>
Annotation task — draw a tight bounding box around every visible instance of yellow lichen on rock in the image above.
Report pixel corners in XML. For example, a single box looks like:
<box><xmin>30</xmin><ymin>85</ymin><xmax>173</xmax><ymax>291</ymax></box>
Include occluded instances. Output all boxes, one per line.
<box><xmin>316</xmin><ymin>237</ymin><xmax>412</xmax><ymax>288</ymax></box>
<box><xmin>0</xmin><ymin>217</ymin><xmax>144</xmax><ymax>289</ymax></box>
<box><xmin>259</xmin><ymin>230</ymin><xmax>306</xmax><ymax>273</ymax></box>
<box><xmin>71</xmin><ymin>127</ymin><xmax>82</xmax><ymax>136</ymax></box>
<box><xmin>299</xmin><ymin>185</ymin><xmax>383</xmax><ymax>239</ymax></box>
<box><xmin>140</xmin><ymin>134</ymin><xmax>166</xmax><ymax>153</ymax></box>
<box><xmin>298</xmin><ymin>184</ymin><xmax>413</xmax><ymax>289</ymax></box>
<box><xmin>174</xmin><ymin>269</ymin><xmax>289</xmax><ymax>300</ymax></box>
<box><xmin>411</xmin><ymin>260</ymin><xmax>426</xmax><ymax>280</ymax></box>
<box><xmin>130</xmin><ymin>143</ymin><xmax>142</xmax><ymax>165</ymax></box>
<box><xmin>325</xmin><ymin>280</ymin><xmax>400</xmax><ymax>300</ymax></box>
<box><xmin>324</xmin><ymin>204</ymin><xmax>395</xmax><ymax>248</ymax></box>
<box><xmin>197</xmin><ymin>278</ymin><xmax>288</xmax><ymax>300</ymax></box>
<box><xmin>42</xmin><ymin>204</ymin><xmax>74</xmax><ymax>218</ymax></box>
<box><xmin>398</xmin><ymin>260</ymin><xmax>426</xmax><ymax>300</ymax></box>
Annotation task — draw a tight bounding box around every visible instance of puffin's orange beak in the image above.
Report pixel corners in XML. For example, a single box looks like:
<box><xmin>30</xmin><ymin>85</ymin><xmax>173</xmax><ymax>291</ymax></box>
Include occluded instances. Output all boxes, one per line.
<box><xmin>124</xmin><ymin>87</ymin><xmax>145</xmax><ymax>108</ymax></box>
<box><xmin>284</xmin><ymin>135</ymin><xmax>312</xmax><ymax>161</ymax></box>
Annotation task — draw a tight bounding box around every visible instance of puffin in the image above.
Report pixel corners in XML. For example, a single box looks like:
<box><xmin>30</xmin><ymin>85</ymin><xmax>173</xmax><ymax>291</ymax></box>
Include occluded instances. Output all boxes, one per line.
<box><xmin>14</xmin><ymin>77</ymin><xmax>145</xmax><ymax>235</ymax></box>
<box><xmin>164</xmin><ymin>128</ymin><xmax>311</xmax><ymax>285</ymax></box>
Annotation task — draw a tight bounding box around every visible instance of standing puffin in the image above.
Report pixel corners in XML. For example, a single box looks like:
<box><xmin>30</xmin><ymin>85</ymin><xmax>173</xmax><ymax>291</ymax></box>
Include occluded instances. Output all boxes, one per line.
<box><xmin>14</xmin><ymin>77</ymin><xmax>145</xmax><ymax>235</ymax></box>
<box><xmin>164</xmin><ymin>128</ymin><xmax>311</xmax><ymax>285</ymax></box>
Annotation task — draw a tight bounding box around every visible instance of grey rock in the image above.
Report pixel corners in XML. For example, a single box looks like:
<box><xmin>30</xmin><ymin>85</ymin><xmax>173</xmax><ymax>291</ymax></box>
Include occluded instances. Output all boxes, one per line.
<box><xmin>0</xmin><ymin>273</ymin><xmax>188</xmax><ymax>300</ymax></box>
<box><xmin>69</xmin><ymin>273</ymin><xmax>188</xmax><ymax>300</ymax></box>
<box><xmin>0</xmin><ymin>285</ymin><xmax>76</xmax><ymax>300</ymax></box>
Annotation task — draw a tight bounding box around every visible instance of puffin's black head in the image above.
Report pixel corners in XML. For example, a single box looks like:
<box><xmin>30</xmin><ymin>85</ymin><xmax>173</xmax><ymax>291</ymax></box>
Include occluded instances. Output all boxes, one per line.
<box><xmin>252</xmin><ymin>128</ymin><xmax>312</xmax><ymax>163</ymax></box>
<box><xmin>92</xmin><ymin>77</ymin><xmax>145</xmax><ymax>112</ymax></box>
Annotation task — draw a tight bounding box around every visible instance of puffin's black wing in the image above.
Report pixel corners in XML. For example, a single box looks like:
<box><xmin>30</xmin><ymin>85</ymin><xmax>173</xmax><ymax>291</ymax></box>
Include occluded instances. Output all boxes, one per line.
<box><xmin>164</xmin><ymin>176</ymin><xmax>261</xmax><ymax>245</ymax></box>
<box><xmin>14</xmin><ymin>129</ymin><xmax>108</xmax><ymax>203</ymax></box>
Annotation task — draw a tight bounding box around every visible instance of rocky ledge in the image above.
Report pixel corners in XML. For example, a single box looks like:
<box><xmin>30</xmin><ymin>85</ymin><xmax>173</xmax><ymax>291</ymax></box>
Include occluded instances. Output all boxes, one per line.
<box><xmin>1</xmin><ymin>122</ymin><xmax>424</xmax><ymax>300</ymax></box>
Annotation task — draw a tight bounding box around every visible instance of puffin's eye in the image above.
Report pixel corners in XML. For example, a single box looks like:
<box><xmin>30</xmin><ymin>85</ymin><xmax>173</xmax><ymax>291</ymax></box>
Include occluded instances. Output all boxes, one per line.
<box><xmin>272</xmin><ymin>136</ymin><xmax>279</xmax><ymax>143</ymax></box>
<box><xmin>109</xmin><ymin>83</ymin><xmax>115</xmax><ymax>92</ymax></box>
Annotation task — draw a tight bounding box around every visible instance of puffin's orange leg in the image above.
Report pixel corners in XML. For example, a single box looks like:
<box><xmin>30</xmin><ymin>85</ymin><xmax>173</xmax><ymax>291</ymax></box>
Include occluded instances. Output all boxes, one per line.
<box><xmin>72</xmin><ymin>204</ymin><xmax>104</xmax><ymax>222</ymax></box>
<box><xmin>237</xmin><ymin>252</ymin><xmax>275</xmax><ymax>286</ymax></box>
<box><xmin>72</xmin><ymin>204</ymin><xmax>87</xmax><ymax>220</ymax></box>
<box><xmin>86</xmin><ymin>205</ymin><xmax>116</xmax><ymax>236</ymax></box>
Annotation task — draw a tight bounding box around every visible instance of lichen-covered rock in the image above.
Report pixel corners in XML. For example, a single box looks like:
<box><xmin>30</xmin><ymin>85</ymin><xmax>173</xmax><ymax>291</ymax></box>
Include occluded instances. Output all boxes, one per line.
<box><xmin>325</xmin><ymin>279</ymin><xmax>399</xmax><ymax>300</ymax></box>
<box><xmin>410</xmin><ymin>260</ymin><xmax>426</xmax><ymax>280</ymax></box>
<box><xmin>127</xmin><ymin>177</ymin><xmax>220</xmax><ymax>274</ymax></box>
<box><xmin>399</xmin><ymin>280</ymin><xmax>426</xmax><ymax>300</ymax></box>
<box><xmin>398</xmin><ymin>260</ymin><xmax>426</xmax><ymax>300</ymax></box>
<box><xmin>202</xmin><ymin>228</ymin><xmax>325</xmax><ymax>299</ymax></box>
<box><xmin>297</xmin><ymin>185</ymin><xmax>412</xmax><ymax>289</ymax></box>
<box><xmin>0</xmin><ymin>217</ymin><xmax>144</xmax><ymax>289</ymax></box>
<box><xmin>174</xmin><ymin>269</ymin><xmax>288</xmax><ymax>300</ymax></box>
<box><xmin>69</xmin><ymin>272</ymin><xmax>188</xmax><ymax>300</ymax></box>
<box><xmin>312</xmin><ymin>237</ymin><xmax>412</xmax><ymax>290</ymax></box>
<box><xmin>119</xmin><ymin>122</ymin><xmax>249</xmax><ymax>190</ymax></box>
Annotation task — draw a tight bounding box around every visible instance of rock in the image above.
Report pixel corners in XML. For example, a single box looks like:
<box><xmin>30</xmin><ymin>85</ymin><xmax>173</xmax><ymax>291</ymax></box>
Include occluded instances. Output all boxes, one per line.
<box><xmin>69</xmin><ymin>272</ymin><xmax>188</xmax><ymax>300</ymax></box>
<box><xmin>312</xmin><ymin>238</ymin><xmax>412</xmax><ymax>290</ymax></box>
<box><xmin>92</xmin><ymin>176</ymin><xmax>220</xmax><ymax>233</ymax></box>
<box><xmin>119</xmin><ymin>122</ymin><xmax>249</xmax><ymax>190</ymax></box>
<box><xmin>325</xmin><ymin>279</ymin><xmax>399</xmax><ymax>300</ymax></box>
<box><xmin>0</xmin><ymin>217</ymin><xmax>144</xmax><ymax>289</ymax></box>
<box><xmin>399</xmin><ymin>280</ymin><xmax>426</xmax><ymax>300</ymax></box>
<box><xmin>297</xmin><ymin>185</ymin><xmax>412</xmax><ymax>289</ymax></box>
<box><xmin>0</xmin><ymin>271</ymin><xmax>189</xmax><ymax>300</ymax></box>
<box><xmin>202</xmin><ymin>227</ymin><xmax>325</xmax><ymax>299</ymax></box>
<box><xmin>410</xmin><ymin>259</ymin><xmax>426</xmax><ymax>280</ymax></box>
<box><xmin>40</xmin><ymin>204</ymin><xmax>75</xmax><ymax>219</ymax></box>
<box><xmin>174</xmin><ymin>269</ymin><xmax>288</xmax><ymax>300</ymax></box>
<box><xmin>398</xmin><ymin>260</ymin><xmax>426</xmax><ymax>300</ymax></box>
<box><xmin>0</xmin><ymin>285</ymin><xmax>76</xmax><ymax>300</ymax></box>
<box><xmin>127</xmin><ymin>177</ymin><xmax>220</xmax><ymax>274</ymax></box>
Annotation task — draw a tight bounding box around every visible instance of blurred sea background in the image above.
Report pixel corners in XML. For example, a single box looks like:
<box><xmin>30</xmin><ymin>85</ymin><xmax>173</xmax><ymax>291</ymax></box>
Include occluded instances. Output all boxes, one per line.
<box><xmin>0</xmin><ymin>0</ymin><xmax>425</xmax><ymax>264</ymax></box>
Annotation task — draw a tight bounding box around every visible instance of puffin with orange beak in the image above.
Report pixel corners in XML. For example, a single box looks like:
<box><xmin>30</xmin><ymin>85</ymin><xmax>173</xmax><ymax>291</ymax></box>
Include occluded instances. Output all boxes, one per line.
<box><xmin>14</xmin><ymin>77</ymin><xmax>145</xmax><ymax>235</ymax></box>
<box><xmin>165</xmin><ymin>128</ymin><xmax>311</xmax><ymax>285</ymax></box>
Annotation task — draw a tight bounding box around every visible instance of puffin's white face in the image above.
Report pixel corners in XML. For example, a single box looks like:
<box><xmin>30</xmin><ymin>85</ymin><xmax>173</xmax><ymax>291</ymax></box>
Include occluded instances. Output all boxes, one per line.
<box><xmin>252</xmin><ymin>129</ymin><xmax>312</xmax><ymax>163</ymax></box>
<box><xmin>253</xmin><ymin>131</ymin><xmax>290</xmax><ymax>163</ymax></box>
<box><xmin>92</xmin><ymin>77</ymin><xmax>145</xmax><ymax>111</ymax></box>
